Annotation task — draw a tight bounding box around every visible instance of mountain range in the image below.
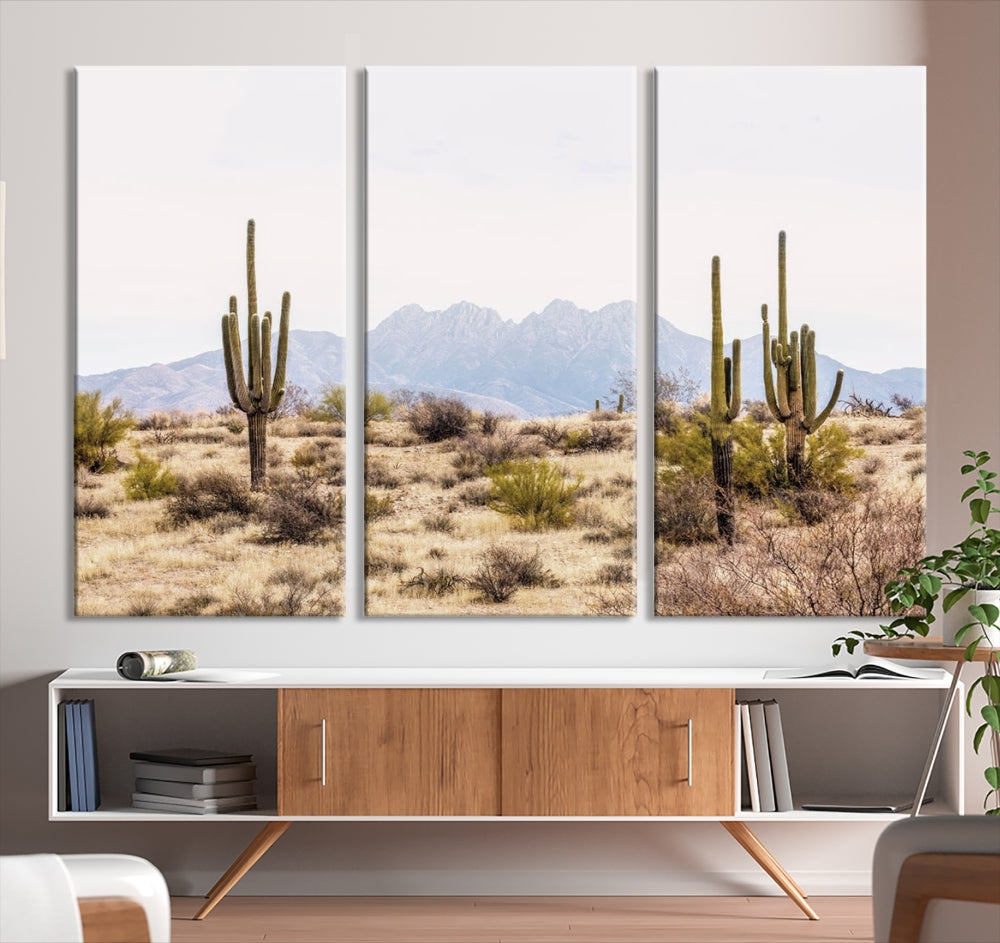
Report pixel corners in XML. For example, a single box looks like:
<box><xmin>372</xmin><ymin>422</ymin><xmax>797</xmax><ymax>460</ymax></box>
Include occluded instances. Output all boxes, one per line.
<box><xmin>77</xmin><ymin>299</ymin><xmax>925</xmax><ymax>418</ymax></box>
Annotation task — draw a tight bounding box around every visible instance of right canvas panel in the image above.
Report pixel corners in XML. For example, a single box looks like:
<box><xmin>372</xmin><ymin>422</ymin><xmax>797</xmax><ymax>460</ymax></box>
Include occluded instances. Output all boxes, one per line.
<box><xmin>655</xmin><ymin>67</ymin><xmax>926</xmax><ymax>616</ymax></box>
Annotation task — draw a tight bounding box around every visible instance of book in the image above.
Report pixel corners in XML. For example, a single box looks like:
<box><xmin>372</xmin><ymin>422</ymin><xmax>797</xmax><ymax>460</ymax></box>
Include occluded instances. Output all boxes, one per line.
<box><xmin>801</xmin><ymin>796</ymin><xmax>931</xmax><ymax>813</ymax></box>
<box><xmin>130</xmin><ymin>761</ymin><xmax>256</xmax><ymax>784</ymax></box>
<box><xmin>763</xmin><ymin>700</ymin><xmax>793</xmax><ymax>812</ymax></box>
<box><xmin>134</xmin><ymin>777</ymin><xmax>255</xmax><ymax>799</ymax></box>
<box><xmin>57</xmin><ymin>700</ymin><xmax>68</xmax><ymax>812</ymax></box>
<box><xmin>748</xmin><ymin>701</ymin><xmax>776</xmax><ymax>813</ymax></box>
<box><xmin>764</xmin><ymin>656</ymin><xmax>943</xmax><ymax>681</ymax></box>
<box><xmin>68</xmin><ymin>701</ymin><xmax>85</xmax><ymax>812</ymax></box>
<box><xmin>80</xmin><ymin>699</ymin><xmax>101</xmax><ymax>811</ymax></box>
<box><xmin>129</xmin><ymin>748</ymin><xmax>252</xmax><ymax>766</ymax></box>
<box><xmin>739</xmin><ymin>701</ymin><xmax>760</xmax><ymax>812</ymax></box>
<box><xmin>131</xmin><ymin>792</ymin><xmax>258</xmax><ymax>812</ymax></box>
<box><xmin>130</xmin><ymin>797</ymin><xmax>258</xmax><ymax>815</ymax></box>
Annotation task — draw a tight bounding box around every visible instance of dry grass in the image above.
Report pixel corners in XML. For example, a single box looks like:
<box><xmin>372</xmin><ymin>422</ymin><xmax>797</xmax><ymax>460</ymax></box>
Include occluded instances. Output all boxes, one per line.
<box><xmin>75</xmin><ymin>414</ymin><xmax>344</xmax><ymax>616</ymax></box>
<box><xmin>365</xmin><ymin>415</ymin><xmax>636</xmax><ymax>616</ymax></box>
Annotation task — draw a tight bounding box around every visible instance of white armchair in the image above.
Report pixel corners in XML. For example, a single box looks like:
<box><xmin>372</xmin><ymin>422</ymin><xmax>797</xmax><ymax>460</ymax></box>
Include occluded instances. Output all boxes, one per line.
<box><xmin>872</xmin><ymin>815</ymin><xmax>1000</xmax><ymax>943</ymax></box>
<box><xmin>0</xmin><ymin>854</ymin><xmax>169</xmax><ymax>943</ymax></box>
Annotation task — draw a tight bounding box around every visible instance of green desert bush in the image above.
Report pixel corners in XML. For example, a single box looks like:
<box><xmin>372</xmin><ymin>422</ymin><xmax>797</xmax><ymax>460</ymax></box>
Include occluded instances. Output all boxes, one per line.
<box><xmin>123</xmin><ymin>451</ymin><xmax>178</xmax><ymax>501</ymax></box>
<box><xmin>407</xmin><ymin>394</ymin><xmax>472</xmax><ymax>442</ymax></box>
<box><xmin>485</xmin><ymin>459</ymin><xmax>580</xmax><ymax>531</ymax></box>
<box><xmin>364</xmin><ymin>491</ymin><xmax>396</xmax><ymax>523</ymax></box>
<box><xmin>311</xmin><ymin>383</ymin><xmax>347</xmax><ymax>423</ymax></box>
<box><xmin>74</xmin><ymin>390</ymin><xmax>135</xmax><ymax>472</ymax></box>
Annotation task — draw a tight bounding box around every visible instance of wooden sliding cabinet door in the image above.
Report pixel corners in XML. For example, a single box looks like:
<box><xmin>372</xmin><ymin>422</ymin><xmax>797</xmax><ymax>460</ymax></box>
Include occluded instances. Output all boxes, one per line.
<box><xmin>278</xmin><ymin>689</ymin><xmax>501</xmax><ymax>815</ymax></box>
<box><xmin>501</xmin><ymin>688</ymin><xmax>735</xmax><ymax>816</ymax></box>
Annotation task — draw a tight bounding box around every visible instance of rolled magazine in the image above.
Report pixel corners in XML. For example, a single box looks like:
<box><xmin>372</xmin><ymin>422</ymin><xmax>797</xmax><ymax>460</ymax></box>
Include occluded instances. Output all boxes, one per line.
<box><xmin>116</xmin><ymin>650</ymin><xmax>197</xmax><ymax>680</ymax></box>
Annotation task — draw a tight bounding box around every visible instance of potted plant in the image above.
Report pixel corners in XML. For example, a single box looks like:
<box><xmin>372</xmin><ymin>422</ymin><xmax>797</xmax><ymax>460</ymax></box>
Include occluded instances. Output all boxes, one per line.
<box><xmin>833</xmin><ymin>449</ymin><xmax>999</xmax><ymax>814</ymax></box>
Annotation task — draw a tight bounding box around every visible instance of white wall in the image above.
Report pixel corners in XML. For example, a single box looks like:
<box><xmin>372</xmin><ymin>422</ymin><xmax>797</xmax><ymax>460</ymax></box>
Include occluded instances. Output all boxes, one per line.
<box><xmin>1</xmin><ymin>0</ymin><xmax>997</xmax><ymax>896</ymax></box>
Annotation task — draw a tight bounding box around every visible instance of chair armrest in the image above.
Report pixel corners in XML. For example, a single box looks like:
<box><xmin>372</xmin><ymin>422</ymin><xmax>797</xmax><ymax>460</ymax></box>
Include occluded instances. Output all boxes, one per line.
<box><xmin>78</xmin><ymin>897</ymin><xmax>150</xmax><ymax>943</ymax></box>
<box><xmin>889</xmin><ymin>852</ymin><xmax>1000</xmax><ymax>943</ymax></box>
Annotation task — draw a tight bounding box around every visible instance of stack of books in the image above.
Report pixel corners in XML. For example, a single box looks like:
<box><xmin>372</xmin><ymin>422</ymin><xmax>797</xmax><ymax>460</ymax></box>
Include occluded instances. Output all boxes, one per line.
<box><xmin>129</xmin><ymin>748</ymin><xmax>257</xmax><ymax>814</ymax></box>
<box><xmin>58</xmin><ymin>699</ymin><xmax>100</xmax><ymax>812</ymax></box>
<box><xmin>737</xmin><ymin>699</ymin><xmax>793</xmax><ymax>813</ymax></box>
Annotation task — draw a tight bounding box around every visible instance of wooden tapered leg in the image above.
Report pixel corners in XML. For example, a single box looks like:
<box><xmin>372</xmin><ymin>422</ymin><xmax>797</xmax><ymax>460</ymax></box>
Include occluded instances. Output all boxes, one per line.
<box><xmin>720</xmin><ymin>821</ymin><xmax>819</xmax><ymax>920</ymax></box>
<box><xmin>194</xmin><ymin>821</ymin><xmax>292</xmax><ymax>920</ymax></box>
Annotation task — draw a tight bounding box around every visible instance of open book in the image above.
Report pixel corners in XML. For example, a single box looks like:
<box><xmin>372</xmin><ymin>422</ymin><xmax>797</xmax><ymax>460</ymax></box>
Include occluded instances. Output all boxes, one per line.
<box><xmin>764</xmin><ymin>656</ymin><xmax>943</xmax><ymax>681</ymax></box>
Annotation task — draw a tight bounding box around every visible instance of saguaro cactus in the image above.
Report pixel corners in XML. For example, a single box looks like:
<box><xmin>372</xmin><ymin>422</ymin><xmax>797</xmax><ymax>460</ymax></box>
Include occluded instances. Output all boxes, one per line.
<box><xmin>761</xmin><ymin>231</ymin><xmax>843</xmax><ymax>487</ymax></box>
<box><xmin>709</xmin><ymin>256</ymin><xmax>741</xmax><ymax>545</ymax></box>
<box><xmin>221</xmin><ymin>219</ymin><xmax>290</xmax><ymax>491</ymax></box>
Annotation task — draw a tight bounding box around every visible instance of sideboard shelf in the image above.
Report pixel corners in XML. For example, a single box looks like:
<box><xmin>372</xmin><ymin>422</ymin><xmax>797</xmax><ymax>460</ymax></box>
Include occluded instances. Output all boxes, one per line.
<box><xmin>49</xmin><ymin>667</ymin><xmax>964</xmax><ymax>919</ymax></box>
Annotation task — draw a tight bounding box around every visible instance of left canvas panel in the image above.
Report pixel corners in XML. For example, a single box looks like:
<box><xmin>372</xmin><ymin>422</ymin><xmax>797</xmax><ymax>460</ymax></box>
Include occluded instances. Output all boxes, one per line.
<box><xmin>76</xmin><ymin>67</ymin><xmax>347</xmax><ymax>616</ymax></box>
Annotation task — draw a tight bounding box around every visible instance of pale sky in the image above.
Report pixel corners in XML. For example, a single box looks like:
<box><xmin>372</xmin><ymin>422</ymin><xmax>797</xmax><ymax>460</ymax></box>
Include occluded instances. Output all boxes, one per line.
<box><xmin>367</xmin><ymin>67</ymin><xmax>637</xmax><ymax>325</ymax></box>
<box><xmin>657</xmin><ymin>67</ymin><xmax>925</xmax><ymax>374</ymax></box>
<box><xmin>77</xmin><ymin>67</ymin><xmax>346</xmax><ymax>375</ymax></box>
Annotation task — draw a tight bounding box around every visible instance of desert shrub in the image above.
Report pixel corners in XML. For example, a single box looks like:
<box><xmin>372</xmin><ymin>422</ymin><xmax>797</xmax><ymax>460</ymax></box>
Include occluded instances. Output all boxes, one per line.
<box><xmin>891</xmin><ymin>392</ymin><xmax>916</xmax><ymax>414</ymax></box>
<box><xmin>364</xmin><ymin>491</ymin><xmax>396</xmax><ymax>523</ymax></box>
<box><xmin>270</xmin><ymin>382</ymin><xmax>314</xmax><ymax>420</ymax></box>
<box><xmin>291</xmin><ymin>440</ymin><xmax>344</xmax><ymax>485</ymax></box>
<box><xmin>655</xmin><ymin>487</ymin><xmax>926</xmax><ymax>616</ymax></box>
<box><xmin>743</xmin><ymin>400</ymin><xmax>773</xmax><ymax>425</ymax></box>
<box><xmin>166</xmin><ymin>593</ymin><xmax>217</xmax><ymax>616</ymax></box>
<box><xmin>909</xmin><ymin>461</ymin><xmax>926</xmax><ymax>480</ymax></box>
<box><xmin>485</xmin><ymin>459</ymin><xmax>580</xmax><ymax>531</ymax></box>
<box><xmin>778</xmin><ymin>489</ymin><xmax>848</xmax><ymax>526</ymax></box>
<box><xmin>861</xmin><ymin>456</ymin><xmax>884</xmax><ymax>475</ymax></box>
<box><xmin>802</xmin><ymin>422</ymin><xmax>861</xmax><ymax>493</ymax></box>
<box><xmin>123</xmin><ymin>451</ymin><xmax>178</xmax><ymax>500</ymax></box>
<box><xmin>311</xmin><ymin>383</ymin><xmax>347</xmax><ymax>422</ymax></box>
<box><xmin>586</xmin><ymin>587</ymin><xmax>635</xmax><ymax>616</ymax></box>
<box><xmin>74</xmin><ymin>390</ymin><xmax>135</xmax><ymax>472</ymax></box>
<box><xmin>222</xmin><ymin>566</ymin><xmax>342</xmax><ymax>616</ymax></box>
<box><xmin>174</xmin><ymin>428</ymin><xmax>227</xmax><ymax>445</ymax></box>
<box><xmin>257</xmin><ymin>480</ymin><xmax>343</xmax><ymax>544</ymax></box>
<box><xmin>534</xmin><ymin>420</ymin><xmax>567</xmax><ymax>448</ymax></box>
<box><xmin>422</xmin><ymin>512</ymin><xmax>456</xmax><ymax>534</ymax></box>
<box><xmin>407</xmin><ymin>394</ymin><xmax>472</xmax><ymax>442</ymax></box>
<box><xmin>459</xmin><ymin>481</ymin><xmax>492</xmax><ymax>506</ymax></box>
<box><xmin>596</xmin><ymin>561</ymin><xmax>632</xmax><ymax>585</ymax></box>
<box><xmin>655</xmin><ymin>470</ymin><xmax>717</xmax><ymax>545</ymax></box>
<box><xmin>225</xmin><ymin>419</ymin><xmax>245</xmax><ymax>435</ymax></box>
<box><xmin>590</xmin><ymin>408</ymin><xmax>623</xmax><ymax>422</ymax></box>
<box><xmin>365</xmin><ymin>390</ymin><xmax>395</xmax><ymax>424</ymax></box>
<box><xmin>399</xmin><ymin>567</ymin><xmax>465</xmax><ymax>597</ymax></box>
<box><xmin>126</xmin><ymin>592</ymin><xmax>160</xmax><ymax>617</ymax></box>
<box><xmin>907</xmin><ymin>411</ymin><xmax>926</xmax><ymax>443</ymax></box>
<box><xmin>365</xmin><ymin>457</ymin><xmax>402</xmax><ymax>488</ymax></box>
<box><xmin>365</xmin><ymin>547</ymin><xmax>406</xmax><ymax>577</ymax></box>
<box><xmin>479</xmin><ymin>411</ymin><xmax>503</xmax><ymax>435</ymax></box>
<box><xmin>468</xmin><ymin>544</ymin><xmax>557</xmax><ymax>603</ymax></box>
<box><xmin>165</xmin><ymin>470</ymin><xmax>255</xmax><ymax>525</ymax></box>
<box><xmin>75</xmin><ymin>495</ymin><xmax>112</xmax><ymax>519</ymax></box>
<box><xmin>454</xmin><ymin>427</ymin><xmax>535</xmax><ymax>472</ymax></box>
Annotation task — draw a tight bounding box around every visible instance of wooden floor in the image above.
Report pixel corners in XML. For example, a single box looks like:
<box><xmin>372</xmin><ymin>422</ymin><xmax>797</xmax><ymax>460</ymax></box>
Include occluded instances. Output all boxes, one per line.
<box><xmin>170</xmin><ymin>896</ymin><xmax>874</xmax><ymax>942</ymax></box>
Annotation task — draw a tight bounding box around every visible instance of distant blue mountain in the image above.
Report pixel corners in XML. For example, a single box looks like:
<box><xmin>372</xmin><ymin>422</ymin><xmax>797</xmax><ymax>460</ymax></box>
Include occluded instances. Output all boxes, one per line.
<box><xmin>76</xmin><ymin>300</ymin><xmax>924</xmax><ymax>417</ymax></box>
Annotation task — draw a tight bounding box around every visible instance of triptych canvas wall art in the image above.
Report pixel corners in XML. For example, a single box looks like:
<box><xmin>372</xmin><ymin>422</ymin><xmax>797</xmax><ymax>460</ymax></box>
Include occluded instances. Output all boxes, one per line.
<box><xmin>74</xmin><ymin>65</ymin><xmax>924</xmax><ymax>620</ymax></box>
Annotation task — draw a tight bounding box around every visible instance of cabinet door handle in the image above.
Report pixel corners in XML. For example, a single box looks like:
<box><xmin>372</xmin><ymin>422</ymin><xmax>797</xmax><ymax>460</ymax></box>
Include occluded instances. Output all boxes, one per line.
<box><xmin>320</xmin><ymin>717</ymin><xmax>327</xmax><ymax>787</ymax></box>
<box><xmin>687</xmin><ymin>718</ymin><xmax>693</xmax><ymax>786</ymax></box>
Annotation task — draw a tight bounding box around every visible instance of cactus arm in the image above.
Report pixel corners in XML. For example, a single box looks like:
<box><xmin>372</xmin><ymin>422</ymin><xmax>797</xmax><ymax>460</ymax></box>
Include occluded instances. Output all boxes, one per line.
<box><xmin>261</xmin><ymin>311</ymin><xmax>273</xmax><ymax>407</ymax></box>
<box><xmin>222</xmin><ymin>311</ymin><xmax>253</xmax><ymax>413</ymax></box>
<box><xmin>801</xmin><ymin>326</ymin><xmax>817</xmax><ymax>421</ymax></box>
<box><xmin>761</xmin><ymin>305</ymin><xmax>784</xmax><ymax>421</ymax></box>
<box><xmin>806</xmin><ymin>369</ymin><xmax>844</xmax><ymax>432</ymax></box>
<box><xmin>728</xmin><ymin>337</ymin><xmax>742</xmax><ymax>421</ymax></box>
<box><xmin>269</xmin><ymin>291</ymin><xmax>290</xmax><ymax>411</ymax></box>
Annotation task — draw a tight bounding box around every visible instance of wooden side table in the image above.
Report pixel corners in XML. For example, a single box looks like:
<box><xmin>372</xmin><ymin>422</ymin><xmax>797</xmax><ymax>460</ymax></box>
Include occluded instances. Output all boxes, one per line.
<box><xmin>864</xmin><ymin>637</ymin><xmax>998</xmax><ymax>815</ymax></box>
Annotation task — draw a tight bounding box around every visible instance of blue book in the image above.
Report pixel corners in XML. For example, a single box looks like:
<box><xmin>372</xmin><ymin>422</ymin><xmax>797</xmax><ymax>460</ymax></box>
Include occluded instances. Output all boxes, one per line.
<box><xmin>66</xmin><ymin>701</ymin><xmax>82</xmax><ymax>811</ymax></box>
<box><xmin>80</xmin><ymin>700</ymin><xmax>101</xmax><ymax>811</ymax></box>
<box><xmin>57</xmin><ymin>700</ymin><xmax>68</xmax><ymax>812</ymax></box>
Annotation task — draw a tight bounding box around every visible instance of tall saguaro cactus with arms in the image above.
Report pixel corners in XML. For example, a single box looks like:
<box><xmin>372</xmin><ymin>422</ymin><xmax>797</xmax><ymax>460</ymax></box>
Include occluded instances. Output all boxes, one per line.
<box><xmin>761</xmin><ymin>231</ymin><xmax>843</xmax><ymax>487</ymax></box>
<box><xmin>710</xmin><ymin>256</ymin><xmax>741</xmax><ymax>545</ymax></box>
<box><xmin>221</xmin><ymin>219</ymin><xmax>290</xmax><ymax>491</ymax></box>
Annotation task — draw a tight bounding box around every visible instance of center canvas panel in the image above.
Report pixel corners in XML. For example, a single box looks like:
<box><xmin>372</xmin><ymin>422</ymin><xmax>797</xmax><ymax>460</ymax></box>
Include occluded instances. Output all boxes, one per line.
<box><xmin>654</xmin><ymin>67</ymin><xmax>926</xmax><ymax>616</ymax></box>
<box><xmin>366</xmin><ymin>67</ymin><xmax>637</xmax><ymax>616</ymax></box>
<box><xmin>76</xmin><ymin>67</ymin><xmax>346</xmax><ymax>617</ymax></box>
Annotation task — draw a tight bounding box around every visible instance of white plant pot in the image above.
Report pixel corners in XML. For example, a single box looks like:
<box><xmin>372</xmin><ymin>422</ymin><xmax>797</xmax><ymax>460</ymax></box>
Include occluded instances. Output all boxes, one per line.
<box><xmin>939</xmin><ymin>586</ymin><xmax>1000</xmax><ymax>647</ymax></box>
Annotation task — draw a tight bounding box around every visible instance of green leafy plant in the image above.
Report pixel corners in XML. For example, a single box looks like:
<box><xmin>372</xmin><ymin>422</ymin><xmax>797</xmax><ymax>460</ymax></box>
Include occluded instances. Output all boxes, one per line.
<box><xmin>123</xmin><ymin>451</ymin><xmax>178</xmax><ymax>500</ymax></box>
<box><xmin>833</xmin><ymin>449</ymin><xmax>1000</xmax><ymax>813</ymax></box>
<box><xmin>74</xmin><ymin>390</ymin><xmax>135</xmax><ymax>472</ymax></box>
